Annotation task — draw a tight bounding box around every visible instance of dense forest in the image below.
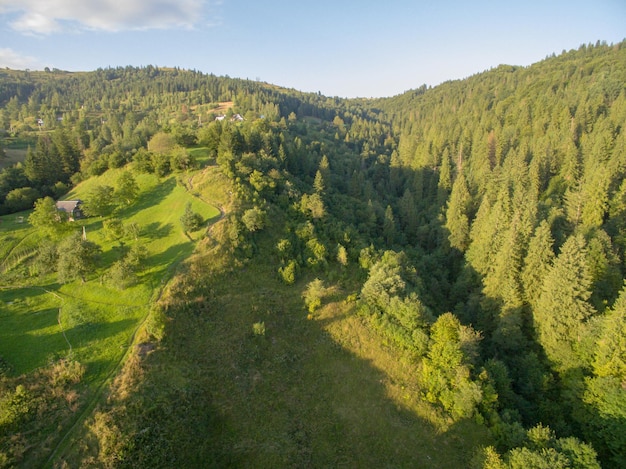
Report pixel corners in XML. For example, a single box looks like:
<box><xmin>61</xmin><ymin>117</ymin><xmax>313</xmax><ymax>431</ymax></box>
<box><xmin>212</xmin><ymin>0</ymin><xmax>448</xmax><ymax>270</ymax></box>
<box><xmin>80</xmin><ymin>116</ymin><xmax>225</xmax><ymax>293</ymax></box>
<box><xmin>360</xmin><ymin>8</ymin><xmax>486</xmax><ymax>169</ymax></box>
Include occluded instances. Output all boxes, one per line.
<box><xmin>0</xmin><ymin>40</ymin><xmax>625</xmax><ymax>467</ymax></box>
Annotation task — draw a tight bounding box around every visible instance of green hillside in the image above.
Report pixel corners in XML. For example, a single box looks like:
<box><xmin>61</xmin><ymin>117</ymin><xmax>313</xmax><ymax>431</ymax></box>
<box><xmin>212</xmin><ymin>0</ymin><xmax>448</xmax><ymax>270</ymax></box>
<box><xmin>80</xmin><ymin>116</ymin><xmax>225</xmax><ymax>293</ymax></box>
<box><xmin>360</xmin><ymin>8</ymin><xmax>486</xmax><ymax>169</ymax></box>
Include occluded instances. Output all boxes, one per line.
<box><xmin>0</xmin><ymin>40</ymin><xmax>625</xmax><ymax>468</ymax></box>
<box><xmin>0</xmin><ymin>167</ymin><xmax>220</xmax><ymax>467</ymax></box>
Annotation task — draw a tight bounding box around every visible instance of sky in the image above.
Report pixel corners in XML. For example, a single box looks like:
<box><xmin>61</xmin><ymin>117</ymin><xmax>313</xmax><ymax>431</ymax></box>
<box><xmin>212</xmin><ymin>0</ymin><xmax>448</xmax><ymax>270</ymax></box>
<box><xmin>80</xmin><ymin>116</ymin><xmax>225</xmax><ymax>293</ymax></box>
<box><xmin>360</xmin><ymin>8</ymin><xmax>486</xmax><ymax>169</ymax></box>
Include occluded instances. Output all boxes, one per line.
<box><xmin>0</xmin><ymin>0</ymin><xmax>624</xmax><ymax>98</ymax></box>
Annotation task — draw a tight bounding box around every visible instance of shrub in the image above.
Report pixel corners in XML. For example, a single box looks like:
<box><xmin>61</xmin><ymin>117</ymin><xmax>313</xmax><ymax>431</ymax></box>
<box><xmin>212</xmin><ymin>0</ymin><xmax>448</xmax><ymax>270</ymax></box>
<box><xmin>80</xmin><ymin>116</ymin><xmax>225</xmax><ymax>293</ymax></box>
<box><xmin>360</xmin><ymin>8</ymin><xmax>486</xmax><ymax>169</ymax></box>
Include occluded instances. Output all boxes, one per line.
<box><xmin>303</xmin><ymin>278</ymin><xmax>325</xmax><ymax>313</ymax></box>
<box><xmin>252</xmin><ymin>322</ymin><xmax>266</xmax><ymax>336</ymax></box>
<box><xmin>279</xmin><ymin>260</ymin><xmax>297</xmax><ymax>285</ymax></box>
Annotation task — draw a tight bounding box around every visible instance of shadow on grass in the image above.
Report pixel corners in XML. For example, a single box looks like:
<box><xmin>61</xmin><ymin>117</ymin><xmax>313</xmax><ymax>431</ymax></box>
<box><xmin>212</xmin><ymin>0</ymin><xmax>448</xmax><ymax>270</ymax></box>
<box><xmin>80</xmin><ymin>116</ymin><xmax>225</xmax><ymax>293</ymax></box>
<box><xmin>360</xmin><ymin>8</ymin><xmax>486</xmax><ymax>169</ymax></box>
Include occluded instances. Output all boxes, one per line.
<box><xmin>137</xmin><ymin>241</ymin><xmax>195</xmax><ymax>288</ymax></box>
<box><xmin>0</xmin><ymin>310</ymin><xmax>139</xmax><ymax>376</ymax></box>
<box><xmin>0</xmin><ymin>217</ymin><xmax>35</xmax><ymax>236</ymax></box>
<box><xmin>141</xmin><ymin>222</ymin><xmax>174</xmax><ymax>241</ymax></box>
<box><xmin>0</xmin><ymin>284</ymin><xmax>59</xmax><ymax>304</ymax></box>
<box><xmin>105</xmin><ymin>257</ymin><xmax>490</xmax><ymax>468</ymax></box>
<box><xmin>204</xmin><ymin>212</ymin><xmax>222</xmax><ymax>226</ymax></box>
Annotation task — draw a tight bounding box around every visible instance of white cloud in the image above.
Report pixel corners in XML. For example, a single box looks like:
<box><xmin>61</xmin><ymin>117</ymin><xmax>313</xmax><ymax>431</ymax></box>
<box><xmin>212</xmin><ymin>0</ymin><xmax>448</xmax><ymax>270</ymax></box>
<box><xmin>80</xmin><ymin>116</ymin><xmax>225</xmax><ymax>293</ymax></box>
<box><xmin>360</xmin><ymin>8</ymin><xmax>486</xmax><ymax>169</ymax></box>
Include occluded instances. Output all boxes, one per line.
<box><xmin>0</xmin><ymin>0</ymin><xmax>210</xmax><ymax>34</ymax></box>
<box><xmin>0</xmin><ymin>48</ymin><xmax>41</xmax><ymax>69</ymax></box>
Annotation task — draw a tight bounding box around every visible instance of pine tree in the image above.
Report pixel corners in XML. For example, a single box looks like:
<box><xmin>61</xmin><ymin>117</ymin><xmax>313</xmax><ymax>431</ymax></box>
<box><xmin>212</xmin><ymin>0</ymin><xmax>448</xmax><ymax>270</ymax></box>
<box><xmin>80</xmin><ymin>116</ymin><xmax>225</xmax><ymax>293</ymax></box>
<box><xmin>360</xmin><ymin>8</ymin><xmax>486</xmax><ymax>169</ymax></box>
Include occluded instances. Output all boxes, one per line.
<box><xmin>383</xmin><ymin>205</ymin><xmax>396</xmax><ymax>245</ymax></box>
<box><xmin>398</xmin><ymin>188</ymin><xmax>418</xmax><ymax>237</ymax></box>
<box><xmin>313</xmin><ymin>169</ymin><xmax>325</xmax><ymax>193</ymax></box>
<box><xmin>445</xmin><ymin>173</ymin><xmax>471</xmax><ymax>251</ymax></box>
<box><xmin>578</xmin><ymin>285</ymin><xmax>626</xmax><ymax>467</ymax></box>
<box><xmin>180</xmin><ymin>202</ymin><xmax>203</xmax><ymax>232</ymax></box>
<box><xmin>580</xmin><ymin>164</ymin><xmax>610</xmax><ymax>229</ymax></box>
<box><xmin>466</xmin><ymin>186</ymin><xmax>511</xmax><ymax>276</ymax></box>
<box><xmin>592</xmin><ymin>283</ymin><xmax>626</xmax><ymax>381</ymax></box>
<box><xmin>534</xmin><ymin>234</ymin><xmax>595</xmax><ymax>371</ymax></box>
<box><xmin>438</xmin><ymin>147</ymin><xmax>452</xmax><ymax>192</ymax></box>
<box><xmin>521</xmin><ymin>220</ymin><xmax>555</xmax><ymax>309</ymax></box>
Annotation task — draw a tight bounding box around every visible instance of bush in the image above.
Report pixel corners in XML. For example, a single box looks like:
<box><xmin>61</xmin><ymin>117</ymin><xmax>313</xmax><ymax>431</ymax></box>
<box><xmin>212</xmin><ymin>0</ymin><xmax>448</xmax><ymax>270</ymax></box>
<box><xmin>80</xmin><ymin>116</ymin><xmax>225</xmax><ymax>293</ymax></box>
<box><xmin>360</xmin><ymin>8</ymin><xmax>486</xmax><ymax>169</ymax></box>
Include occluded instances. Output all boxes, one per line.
<box><xmin>279</xmin><ymin>260</ymin><xmax>298</xmax><ymax>285</ymax></box>
<box><xmin>0</xmin><ymin>385</ymin><xmax>33</xmax><ymax>430</ymax></box>
<box><xmin>145</xmin><ymin>306</ymin><xmax>166</xmax><ymax>341</ymax></box>
<box><xmin>303</xmin><ymin>278</ymin><xmax>325</xmax><ymax>313</ymax></box>
<box><xmin>252</xmin><ymin>322</ymin><xmax>266</xmax><ymax>336</ymax></box>
<box><xmin>241</xmin><ymin>207</ymin><xmax>266</xmax><ymax>232</ymax></box>
<box><xmin>32</xmin><ymin>241</ymin><xmax>59</xmax><ymax>276</ymax></box>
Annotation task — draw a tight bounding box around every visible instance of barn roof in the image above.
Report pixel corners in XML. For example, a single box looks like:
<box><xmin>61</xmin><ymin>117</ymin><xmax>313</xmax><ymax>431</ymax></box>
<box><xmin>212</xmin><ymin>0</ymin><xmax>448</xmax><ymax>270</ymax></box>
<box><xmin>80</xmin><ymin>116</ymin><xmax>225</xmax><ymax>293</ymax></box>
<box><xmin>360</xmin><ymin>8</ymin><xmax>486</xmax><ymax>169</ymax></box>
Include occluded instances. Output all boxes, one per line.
<box><xmin>55</xmin><ymin>200</ymin><xmax>82</xmax><ymax>212</ymax></box>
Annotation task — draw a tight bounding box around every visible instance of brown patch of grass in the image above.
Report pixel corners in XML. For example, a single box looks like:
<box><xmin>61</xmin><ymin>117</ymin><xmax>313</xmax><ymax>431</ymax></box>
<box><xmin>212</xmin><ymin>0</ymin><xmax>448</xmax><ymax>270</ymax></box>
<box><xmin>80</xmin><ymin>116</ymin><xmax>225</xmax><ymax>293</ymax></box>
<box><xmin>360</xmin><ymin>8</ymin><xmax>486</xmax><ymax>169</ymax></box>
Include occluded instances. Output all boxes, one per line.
<box><xmin>214</xmin><ymin>101</ymin><xmax>234</xmax><ymax>113</ymax></box>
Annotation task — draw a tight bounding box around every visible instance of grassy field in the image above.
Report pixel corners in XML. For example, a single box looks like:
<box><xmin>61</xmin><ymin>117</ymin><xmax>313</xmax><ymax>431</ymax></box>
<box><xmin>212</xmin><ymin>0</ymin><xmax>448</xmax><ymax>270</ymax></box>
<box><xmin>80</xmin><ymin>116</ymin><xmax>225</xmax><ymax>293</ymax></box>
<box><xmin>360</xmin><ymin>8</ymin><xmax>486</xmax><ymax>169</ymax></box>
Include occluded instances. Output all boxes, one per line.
<box><xmin>2</xmin><ymin>161</ymin><xmax>490</xmax><ymax>467</ymax></box>
<box><xmin>1</xmin><ymin>136</ymin><xmax>36</xmax><ymax>170</ymax></box>
<box><xmin>0</xmin><ymin>165</ymin><xmax>221</xmax><ymax>466</ymax></box>
<box><xmin>0</xmin><ymin>169</ymin><xmax>218</xmax><ymax>377</ymax></box>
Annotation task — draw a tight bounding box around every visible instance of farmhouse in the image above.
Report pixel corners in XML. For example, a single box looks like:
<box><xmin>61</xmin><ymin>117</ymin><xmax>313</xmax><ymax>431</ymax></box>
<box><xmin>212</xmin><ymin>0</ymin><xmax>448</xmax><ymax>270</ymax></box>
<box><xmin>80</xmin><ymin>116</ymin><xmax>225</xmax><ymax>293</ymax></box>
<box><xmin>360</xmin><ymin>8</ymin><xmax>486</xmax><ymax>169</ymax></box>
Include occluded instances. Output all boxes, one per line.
<box><xmin>214</xmin><ymin>114</ymin><xmax>244</xmax><ymax>122</ymax></box>
<box><xmin>56</xmin><ymin>200</ymin><xmax>84</xmax><ymax>220</ymax></box>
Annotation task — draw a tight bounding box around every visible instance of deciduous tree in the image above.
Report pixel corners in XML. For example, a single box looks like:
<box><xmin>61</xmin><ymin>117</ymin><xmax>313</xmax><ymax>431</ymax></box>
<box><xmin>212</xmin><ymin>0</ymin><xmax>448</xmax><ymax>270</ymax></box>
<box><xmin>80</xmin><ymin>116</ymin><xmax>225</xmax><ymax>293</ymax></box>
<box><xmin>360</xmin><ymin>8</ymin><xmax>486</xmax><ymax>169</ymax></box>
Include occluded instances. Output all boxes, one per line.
<box><xmin>83</xmin><ymin>185</ymin><xmax>116</xmax><ymax>218</ymax></box>
<box><xmin>57</xmin><ymin>232</ymin><xmax>101</xmax><ymax>283</ymax></box>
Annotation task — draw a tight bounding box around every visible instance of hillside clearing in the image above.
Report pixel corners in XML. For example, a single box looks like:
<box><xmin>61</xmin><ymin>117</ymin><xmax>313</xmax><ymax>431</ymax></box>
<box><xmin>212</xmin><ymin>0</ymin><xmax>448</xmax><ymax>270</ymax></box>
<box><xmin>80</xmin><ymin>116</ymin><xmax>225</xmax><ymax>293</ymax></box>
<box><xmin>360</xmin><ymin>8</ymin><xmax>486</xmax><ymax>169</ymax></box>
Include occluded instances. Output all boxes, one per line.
<box><xmin>0</xmin><ymin>167</ymin><xmax>221</xmax><ymax>467</ymax></box>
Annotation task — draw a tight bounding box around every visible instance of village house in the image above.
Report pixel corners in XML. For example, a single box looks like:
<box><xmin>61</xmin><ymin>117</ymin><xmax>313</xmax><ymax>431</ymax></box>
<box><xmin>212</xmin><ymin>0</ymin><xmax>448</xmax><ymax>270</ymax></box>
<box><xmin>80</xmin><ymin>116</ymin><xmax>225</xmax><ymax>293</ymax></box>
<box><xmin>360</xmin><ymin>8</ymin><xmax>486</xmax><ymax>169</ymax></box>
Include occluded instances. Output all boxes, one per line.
<box><xmin>214</xmin><ymin>114</ymin><xmax>245</xmax><ymax>122</ymax></box>
<box><xmin>55</xmin><ymin>200</ymin><xmax>84</xmax><ymax>221</ymax></box>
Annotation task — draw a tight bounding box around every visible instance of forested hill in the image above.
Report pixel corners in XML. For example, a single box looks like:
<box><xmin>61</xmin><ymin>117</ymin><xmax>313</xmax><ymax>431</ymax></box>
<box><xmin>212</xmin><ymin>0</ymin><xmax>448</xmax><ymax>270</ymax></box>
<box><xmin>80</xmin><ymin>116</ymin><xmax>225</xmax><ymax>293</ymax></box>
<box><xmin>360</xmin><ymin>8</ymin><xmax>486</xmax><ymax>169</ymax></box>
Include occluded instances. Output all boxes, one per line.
<box><xmin>369</xmin><ymin>40</ymin><xmax>626</xmax><ymax>467</ymax></box>
<box><xmin>0</xmin><ymin>40</ymin><xmax>625</xmax><ymax>467</ymax></box>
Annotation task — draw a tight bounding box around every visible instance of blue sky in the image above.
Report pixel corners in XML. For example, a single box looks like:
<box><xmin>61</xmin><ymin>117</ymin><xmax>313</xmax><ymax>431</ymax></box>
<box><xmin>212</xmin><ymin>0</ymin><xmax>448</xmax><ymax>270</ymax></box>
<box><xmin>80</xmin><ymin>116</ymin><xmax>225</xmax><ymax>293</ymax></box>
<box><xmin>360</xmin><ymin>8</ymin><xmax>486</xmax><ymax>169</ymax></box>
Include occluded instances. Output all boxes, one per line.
<box><xmin>0</xmin><ymin>0</ymin><xmax>624</xmax><ymax>98</ymax></box>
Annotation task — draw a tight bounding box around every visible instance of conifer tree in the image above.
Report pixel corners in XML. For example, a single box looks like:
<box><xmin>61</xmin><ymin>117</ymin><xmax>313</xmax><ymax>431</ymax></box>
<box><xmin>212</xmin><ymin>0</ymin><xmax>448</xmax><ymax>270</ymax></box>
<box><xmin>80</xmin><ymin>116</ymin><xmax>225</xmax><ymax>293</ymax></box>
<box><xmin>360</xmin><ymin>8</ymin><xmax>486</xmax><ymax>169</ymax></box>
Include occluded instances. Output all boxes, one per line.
<box><xmin>313</xmin><ymin>169</ymin><xmax>325</xmax><ymax>193</ymax></box>
<box><xmin>521</xmin><ymin>220</ymin><xmax>555</xmax><ymax>308</ymax></box>
<box><xmin>592</xmin><ymin>283</ymin><xmax>626</xmax><ymax>380</ymax></box>
<box><xmin>398</xmin><ymin>188</ymin><xmax>418</xmax><ymax>237</ymax></box>
<box><xmin>383</xmin><ymin>205</ymin><xmax>396</xmax><ymax>245</ymax></box>
<box><xmin>534</xmin><ymin>234</ymin><xmax>595</xmax><ymax>371</ymax></box>
<box><xmin>466</xmin><ymin>186</ymin><xmax>511</xmax><ymax>276</ymax></box>
<box><xmin>580</xmin><ymin>164</ymin><xmax>610</xmax><ymax>229</ymax></box>
<box><xmin>438</xmin><ymin>148</ymin><xmax>452</xmax><ymax>192</ymax></box>
<box><xmin>445</xmin><ymin>173</ymin><xmax>471</xmax><ymax>251</ymax></box>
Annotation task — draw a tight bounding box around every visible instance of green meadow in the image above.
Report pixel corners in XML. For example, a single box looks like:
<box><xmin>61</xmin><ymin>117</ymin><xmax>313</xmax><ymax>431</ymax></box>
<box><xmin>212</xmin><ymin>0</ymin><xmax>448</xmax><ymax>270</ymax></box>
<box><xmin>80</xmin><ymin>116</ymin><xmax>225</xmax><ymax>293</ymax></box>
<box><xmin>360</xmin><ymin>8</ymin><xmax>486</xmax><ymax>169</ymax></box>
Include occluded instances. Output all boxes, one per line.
<box><xmin>0</xmin><ymin>167</ymin><xmax>219</xmax><ymax>385</ymax></box>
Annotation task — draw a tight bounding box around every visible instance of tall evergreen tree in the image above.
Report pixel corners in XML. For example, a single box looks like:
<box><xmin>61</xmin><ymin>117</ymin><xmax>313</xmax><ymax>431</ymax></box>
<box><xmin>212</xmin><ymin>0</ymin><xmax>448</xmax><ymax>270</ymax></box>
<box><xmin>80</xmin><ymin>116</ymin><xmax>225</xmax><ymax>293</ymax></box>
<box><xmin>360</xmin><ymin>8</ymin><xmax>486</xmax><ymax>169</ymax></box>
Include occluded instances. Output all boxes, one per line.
<box><xmin>383</xmin><ymin>205</ymin><xmax>396</xmax><ymax>245</ymax></box>
<box><xmin>521</xmin><ymin>220</ymin><xmax>555</xmax><ymax>309</ymax></box>
<box><xmin>534</xmin><ymin>234</ymin><xmax>595</xmax><ymax>371</ymax></box>
<box><xmin>445</xmin><ymin>173</ymin><xmax>471</xmax><ymax>251</ymax></box>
